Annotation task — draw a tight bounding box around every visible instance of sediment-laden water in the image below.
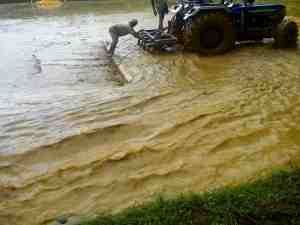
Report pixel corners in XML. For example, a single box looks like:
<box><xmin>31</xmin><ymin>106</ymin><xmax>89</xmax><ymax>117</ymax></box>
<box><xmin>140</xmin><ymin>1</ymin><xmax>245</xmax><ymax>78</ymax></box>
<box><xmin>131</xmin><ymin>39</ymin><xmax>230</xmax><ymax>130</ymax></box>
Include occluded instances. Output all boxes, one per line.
<box><xmin>0</xmin><ymin>1</ymin><xmax>300</xmax><ymax>225</ymax></box>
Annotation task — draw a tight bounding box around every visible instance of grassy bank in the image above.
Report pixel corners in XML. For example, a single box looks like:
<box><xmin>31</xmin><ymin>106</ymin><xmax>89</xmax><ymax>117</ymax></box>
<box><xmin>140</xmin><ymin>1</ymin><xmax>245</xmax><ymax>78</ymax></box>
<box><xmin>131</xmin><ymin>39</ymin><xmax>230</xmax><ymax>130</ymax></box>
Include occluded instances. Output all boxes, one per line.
<box><xmin>80</xmin><ymin>168</ymin><xmax>300</xmax><ymax>225</ymax></box>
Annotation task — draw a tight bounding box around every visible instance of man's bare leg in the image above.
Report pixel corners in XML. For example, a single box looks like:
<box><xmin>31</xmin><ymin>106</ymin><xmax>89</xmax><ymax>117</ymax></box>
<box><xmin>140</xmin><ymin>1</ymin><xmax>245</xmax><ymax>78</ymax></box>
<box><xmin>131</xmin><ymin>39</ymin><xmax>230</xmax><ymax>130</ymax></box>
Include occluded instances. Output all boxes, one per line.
<box><xmin>158</xmin><ymin>14</ymin><xmax>164</xmax><ymax>30</ymax></box>
<box><xmin>108</xmin><ymin>31</ymin><xmax>119</xmax><ymax>56</ymax></box>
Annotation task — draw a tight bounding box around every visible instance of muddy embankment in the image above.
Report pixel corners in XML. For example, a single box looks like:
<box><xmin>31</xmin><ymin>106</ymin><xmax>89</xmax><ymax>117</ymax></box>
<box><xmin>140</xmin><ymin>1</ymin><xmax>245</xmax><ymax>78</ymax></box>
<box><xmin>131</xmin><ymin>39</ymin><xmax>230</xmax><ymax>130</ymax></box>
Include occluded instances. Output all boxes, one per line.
<box><xmin>1</xmin><ymin>12</ymin><xmax>300</xmax><ymax>225</ymax></box>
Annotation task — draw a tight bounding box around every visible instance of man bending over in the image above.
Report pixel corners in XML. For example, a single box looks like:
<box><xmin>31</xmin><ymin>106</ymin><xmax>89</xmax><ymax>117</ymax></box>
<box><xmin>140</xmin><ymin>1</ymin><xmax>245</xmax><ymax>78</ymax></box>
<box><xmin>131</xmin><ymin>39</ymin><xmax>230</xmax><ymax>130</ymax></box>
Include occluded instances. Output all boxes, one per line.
<box><xmin>107</xmin><ymin>19</ymin><xmax>140</xmax><ymax>56</ymax></box>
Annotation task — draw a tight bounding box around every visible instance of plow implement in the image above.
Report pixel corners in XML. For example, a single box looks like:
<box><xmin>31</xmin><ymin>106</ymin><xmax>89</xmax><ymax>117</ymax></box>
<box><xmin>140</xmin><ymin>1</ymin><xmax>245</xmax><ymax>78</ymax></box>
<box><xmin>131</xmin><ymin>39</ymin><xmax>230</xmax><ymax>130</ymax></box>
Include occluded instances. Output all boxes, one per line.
<box><xmin>138</xmin><ymin>29</ymin><xmax>177</xmax><ymax>51</ymax></box>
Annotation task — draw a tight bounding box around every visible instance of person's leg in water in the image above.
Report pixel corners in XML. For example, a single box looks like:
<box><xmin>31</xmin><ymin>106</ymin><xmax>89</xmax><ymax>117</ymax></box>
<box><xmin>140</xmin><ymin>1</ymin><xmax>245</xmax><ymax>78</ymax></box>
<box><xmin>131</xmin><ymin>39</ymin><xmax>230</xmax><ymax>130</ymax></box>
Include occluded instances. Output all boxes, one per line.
<box><xmin>158</xmin><ymin>12</ymin><xmax>165</xmax><ymax>30</ymax></box>
<box><xmin>158</xmin><ymin>0</ymin><xmax>169</xmax><ymax>30</ymax></box>
<box><xmin>108</xmin><ymin>28</ymin><xmax>119</xmax><ymax>56</ymax></box>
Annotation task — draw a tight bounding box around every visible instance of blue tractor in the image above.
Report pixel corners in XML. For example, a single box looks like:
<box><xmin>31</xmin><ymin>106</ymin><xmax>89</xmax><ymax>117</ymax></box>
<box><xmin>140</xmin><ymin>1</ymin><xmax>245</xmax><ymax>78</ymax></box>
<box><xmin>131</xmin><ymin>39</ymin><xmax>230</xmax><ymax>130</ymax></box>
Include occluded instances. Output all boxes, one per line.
<box><xmin>139</xmin><ymin>0</ymin><xmax>299</xmax><ymax>54</ymax></box>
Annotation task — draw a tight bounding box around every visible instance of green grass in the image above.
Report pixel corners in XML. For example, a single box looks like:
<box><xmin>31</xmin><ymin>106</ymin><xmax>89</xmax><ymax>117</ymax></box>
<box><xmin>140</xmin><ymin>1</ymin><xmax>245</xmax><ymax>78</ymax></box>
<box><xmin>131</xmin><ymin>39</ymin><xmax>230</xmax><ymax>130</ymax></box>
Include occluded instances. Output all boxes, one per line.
<box><xmin>80</xmin><ymin>169</ymin><xmax>300</xmax><ymax>225</ymax></box>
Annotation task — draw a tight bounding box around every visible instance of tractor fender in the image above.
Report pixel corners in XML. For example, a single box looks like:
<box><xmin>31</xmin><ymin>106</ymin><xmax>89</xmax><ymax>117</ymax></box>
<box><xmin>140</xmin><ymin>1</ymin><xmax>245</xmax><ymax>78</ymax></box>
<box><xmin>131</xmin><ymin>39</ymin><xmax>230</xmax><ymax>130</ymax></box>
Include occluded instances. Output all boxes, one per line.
<box><xmin>183</xmin><ymin>6</ymin><xmax>230</xmax><ymax>21</ymax></box>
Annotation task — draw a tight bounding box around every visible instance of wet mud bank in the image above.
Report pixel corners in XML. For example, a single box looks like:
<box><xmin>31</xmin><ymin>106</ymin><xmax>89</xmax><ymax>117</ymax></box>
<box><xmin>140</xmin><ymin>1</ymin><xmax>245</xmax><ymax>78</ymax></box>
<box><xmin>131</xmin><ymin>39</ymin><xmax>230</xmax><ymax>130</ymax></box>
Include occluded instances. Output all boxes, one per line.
<box><xmin>1</xmin><ymin>2</ymin><xmax>300</xmax><ymax>225</ymax></box>
<box><xmin>53</xmin><ymin>169</ymin><xmax>300</xmax><ymax>225</ymax></box>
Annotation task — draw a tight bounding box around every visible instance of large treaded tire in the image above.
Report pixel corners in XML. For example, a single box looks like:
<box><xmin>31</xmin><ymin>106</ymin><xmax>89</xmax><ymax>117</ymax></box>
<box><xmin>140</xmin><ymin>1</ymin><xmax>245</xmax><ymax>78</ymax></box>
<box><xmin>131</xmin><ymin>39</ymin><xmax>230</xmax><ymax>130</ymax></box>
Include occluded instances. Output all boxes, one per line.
<box><xmin>183</xmin><ymin>12</ymin><xmax>235</xmax><ymax>55</ymax></box>
<box><xmin>274</xmin><ymin>18</ymin><xmax>298</xmax><ymax>48</ymax></box>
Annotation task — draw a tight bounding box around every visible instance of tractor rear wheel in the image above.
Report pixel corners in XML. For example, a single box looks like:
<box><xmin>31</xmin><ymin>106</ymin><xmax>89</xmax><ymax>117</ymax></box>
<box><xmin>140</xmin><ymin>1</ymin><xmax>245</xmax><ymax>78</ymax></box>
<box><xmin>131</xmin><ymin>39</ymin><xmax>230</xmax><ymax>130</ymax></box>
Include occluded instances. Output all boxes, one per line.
<box><xmin>274</xmin><ymin>18</ymin><xmax>298</xmax><ymax>48</ymax></box>
<box><xmin>183</xmin><ymin>12</ymin><xmax>235</xmax><ymax>54</ymax></box>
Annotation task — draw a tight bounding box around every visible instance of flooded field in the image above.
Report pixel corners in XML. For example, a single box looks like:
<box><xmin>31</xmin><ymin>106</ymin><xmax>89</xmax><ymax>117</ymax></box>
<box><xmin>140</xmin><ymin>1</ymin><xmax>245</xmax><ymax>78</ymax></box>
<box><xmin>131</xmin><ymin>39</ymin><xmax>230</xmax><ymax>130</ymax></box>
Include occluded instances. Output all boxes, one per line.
<box><xmin>0</xmin><ymin>1</ymin><xmax>300</xmax><ymax>225</ymax></box>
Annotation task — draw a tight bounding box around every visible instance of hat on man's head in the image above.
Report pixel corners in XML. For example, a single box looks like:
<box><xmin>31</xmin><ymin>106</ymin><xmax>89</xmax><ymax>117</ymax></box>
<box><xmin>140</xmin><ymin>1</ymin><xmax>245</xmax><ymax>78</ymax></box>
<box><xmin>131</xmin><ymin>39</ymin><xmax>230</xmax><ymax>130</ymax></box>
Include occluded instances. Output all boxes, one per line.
<box><xmin>129</xmin><ymin>19</ymin><xmax>138</xmax><ymax>27</ymax></box>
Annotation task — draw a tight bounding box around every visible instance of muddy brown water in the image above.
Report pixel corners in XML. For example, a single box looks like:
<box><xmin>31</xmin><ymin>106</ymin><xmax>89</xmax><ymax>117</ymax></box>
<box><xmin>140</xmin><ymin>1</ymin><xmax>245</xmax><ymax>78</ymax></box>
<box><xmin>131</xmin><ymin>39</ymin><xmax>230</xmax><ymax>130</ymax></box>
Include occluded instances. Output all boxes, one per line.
<box><xmin>0</xmin><ymin>1</ymin><xmax>300</xmax><ymax>225</ymax></box>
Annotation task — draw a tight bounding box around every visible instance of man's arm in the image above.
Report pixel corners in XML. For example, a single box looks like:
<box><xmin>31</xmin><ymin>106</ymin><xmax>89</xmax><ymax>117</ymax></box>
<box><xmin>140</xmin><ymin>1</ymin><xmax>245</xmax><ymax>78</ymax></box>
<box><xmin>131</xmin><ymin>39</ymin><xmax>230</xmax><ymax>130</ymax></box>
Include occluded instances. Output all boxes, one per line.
<box><xmin>130</xmin><ymin>29</ymin><xmax>140</xmax><ymax>39</ymax></box>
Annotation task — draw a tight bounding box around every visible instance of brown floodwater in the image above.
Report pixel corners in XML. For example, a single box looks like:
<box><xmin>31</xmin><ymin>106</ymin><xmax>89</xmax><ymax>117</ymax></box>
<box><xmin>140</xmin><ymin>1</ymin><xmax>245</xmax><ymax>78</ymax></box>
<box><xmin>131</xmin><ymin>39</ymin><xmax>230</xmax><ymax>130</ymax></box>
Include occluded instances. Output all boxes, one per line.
<box><xmin>0</xmin><ymin>1</ymin><xmax>300</xmax><ymax>225</ymax></box>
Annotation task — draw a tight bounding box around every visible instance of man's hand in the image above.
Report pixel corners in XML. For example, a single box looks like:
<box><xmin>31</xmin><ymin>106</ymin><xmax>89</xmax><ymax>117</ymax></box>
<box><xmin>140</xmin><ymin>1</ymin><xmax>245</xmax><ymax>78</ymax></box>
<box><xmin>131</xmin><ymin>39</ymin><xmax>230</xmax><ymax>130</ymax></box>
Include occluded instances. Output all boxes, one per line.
<box><xmin>131</xmin><ymin>29</ymin><xmax>141</xmax><ymax>39</ymax></box>
<box><xmin>137</xmin><ymin>30</ymin><xmax>144</xmax><ymax>39</ymax></box>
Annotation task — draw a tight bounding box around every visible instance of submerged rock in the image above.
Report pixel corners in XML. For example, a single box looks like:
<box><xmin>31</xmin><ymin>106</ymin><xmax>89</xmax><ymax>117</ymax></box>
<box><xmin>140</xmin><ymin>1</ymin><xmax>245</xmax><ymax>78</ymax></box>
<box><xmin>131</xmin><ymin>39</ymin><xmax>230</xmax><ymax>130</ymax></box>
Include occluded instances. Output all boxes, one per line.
<box><xmin>64</xmin><ymin>216</ymin><xmax>83</xmax><ymax>225</ymax></box>
<box><xmin>48</xmin><ymin>215</ymin><xmax>83</xmax><ymax>225</ymax></box>
<box><xmin>56</xmin><ymin>215</ymin><xmax>68</xmax><ymax>224</ymax></box>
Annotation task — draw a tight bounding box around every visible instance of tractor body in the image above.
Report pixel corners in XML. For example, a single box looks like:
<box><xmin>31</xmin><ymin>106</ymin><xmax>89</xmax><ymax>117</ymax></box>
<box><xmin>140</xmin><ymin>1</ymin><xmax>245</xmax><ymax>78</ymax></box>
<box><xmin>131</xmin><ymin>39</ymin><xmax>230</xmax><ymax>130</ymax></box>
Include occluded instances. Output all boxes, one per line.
<box><xmin>174</xmin><ymin>1</ymin><xmax>286</xmax><ymax>40</ymax></box>
<box><xmin>138</xmin><ymin>0</ymin><xmax>298</xmax><ymax>54</ymax></box>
